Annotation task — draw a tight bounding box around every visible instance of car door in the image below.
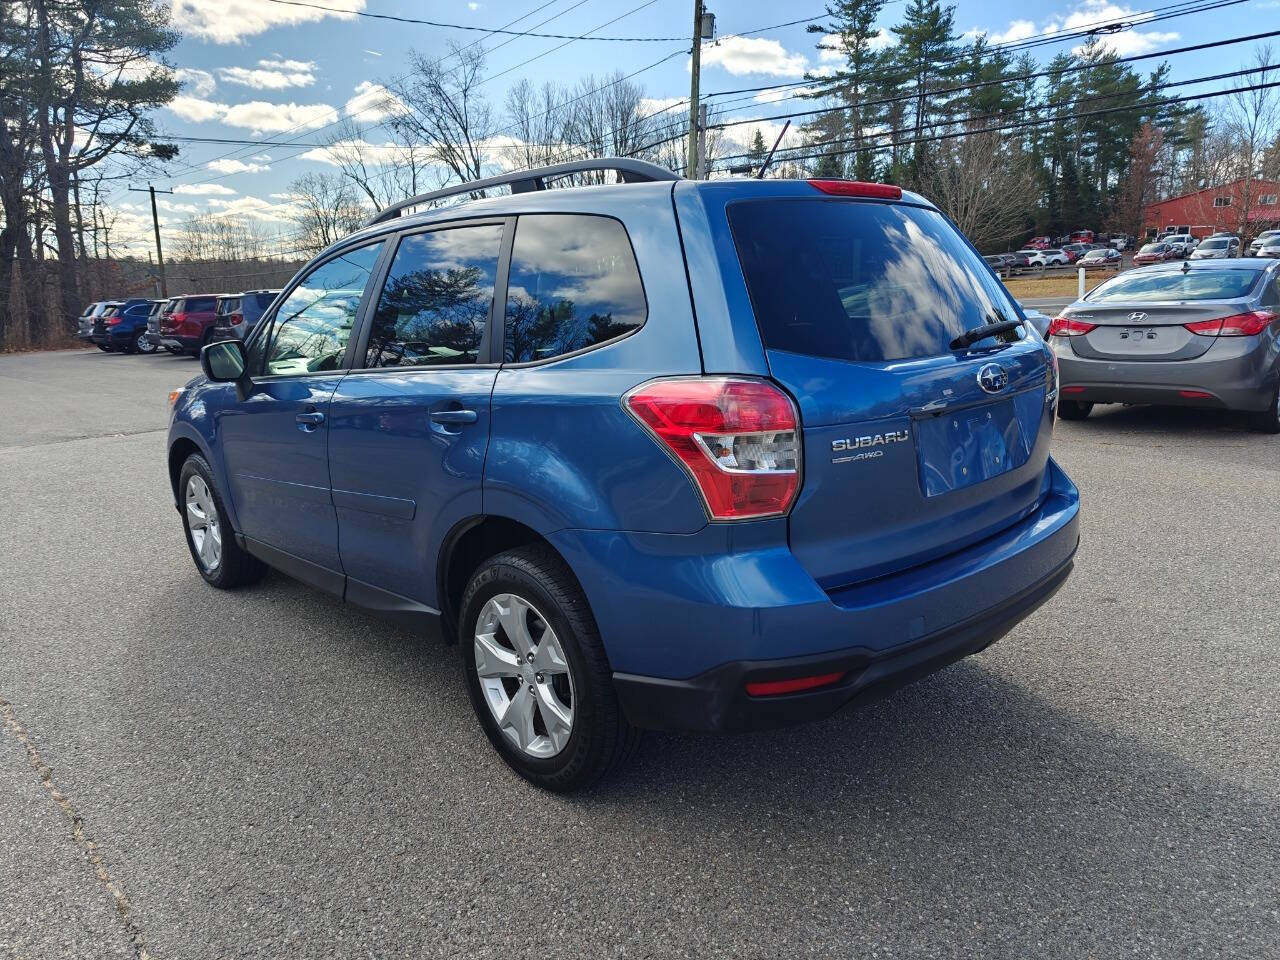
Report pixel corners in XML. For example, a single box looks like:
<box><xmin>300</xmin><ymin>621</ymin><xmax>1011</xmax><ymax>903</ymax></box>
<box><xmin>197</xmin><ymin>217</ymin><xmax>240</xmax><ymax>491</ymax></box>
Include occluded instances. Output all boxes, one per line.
<box><xmin>218</xmin><ymin>239</ymin><xmax>386</xmax><ymax>581</ymax></box>
<box><xmin>327</xmin><ymin>220</ymin><xmax>507</xmax><ymax>610</ymax></box>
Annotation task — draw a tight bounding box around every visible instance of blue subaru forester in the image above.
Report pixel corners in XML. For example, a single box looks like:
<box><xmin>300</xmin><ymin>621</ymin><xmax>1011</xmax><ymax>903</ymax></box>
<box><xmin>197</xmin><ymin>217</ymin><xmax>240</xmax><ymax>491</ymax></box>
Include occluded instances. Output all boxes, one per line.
<box><xmin>168</xmin><ymin>159</ymin><xmax>1079</xmax><ymax>791</ymax></box>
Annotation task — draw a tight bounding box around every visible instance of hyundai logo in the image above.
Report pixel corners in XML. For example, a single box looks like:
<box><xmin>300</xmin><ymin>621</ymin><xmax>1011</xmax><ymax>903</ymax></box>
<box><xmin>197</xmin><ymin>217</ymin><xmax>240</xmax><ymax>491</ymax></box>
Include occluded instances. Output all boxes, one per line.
<box><xmin>1128</xmin><ymin>311</ymin><xmax>1148</xmax><ymax>322</ymax></box>
<box><xmin>977</xmin><ymin>363</ymin><xmax>1008</xmax><ymax>394</ymax></box>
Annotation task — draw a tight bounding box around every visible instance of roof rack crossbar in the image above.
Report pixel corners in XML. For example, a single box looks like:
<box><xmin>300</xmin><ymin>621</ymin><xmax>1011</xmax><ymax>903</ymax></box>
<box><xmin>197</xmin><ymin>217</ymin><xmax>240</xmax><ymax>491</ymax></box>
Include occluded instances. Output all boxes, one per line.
<box><xmin>363</xmin><ymin>157</ymin><xmax>680</xmax><ymax>227</ymax></box>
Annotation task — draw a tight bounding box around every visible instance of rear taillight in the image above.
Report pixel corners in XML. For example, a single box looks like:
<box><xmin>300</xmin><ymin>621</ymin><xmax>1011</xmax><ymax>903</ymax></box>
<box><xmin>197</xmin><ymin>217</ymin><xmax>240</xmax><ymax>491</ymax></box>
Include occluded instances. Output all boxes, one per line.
<box><xmin>1184</xmin><ymin>310</ymin><xmax>1276</xmax><ymax>337</ymax></box>
<box><xmin>1047</xmin><ymin>317</ymin><xmax>1097</xmax><ymax>337</ymax></box>
<box><xmin>106</xmin><ymin>316</ymin><xmax>122</xmax><ymax>325</ymax></box>
<box><xmin>807</xmin><ymin>179</ymin><xmax>902</xmax><ymax>200</ymax></box>
<box><xmin>624</xmin><ymin>377</ymin><xmax>801</xmax><ymax>521</ymax></box>
<box><xmin>230</xmin><ymin>313</ymin><xmax>244</xmax><ymax>325</ymax></box>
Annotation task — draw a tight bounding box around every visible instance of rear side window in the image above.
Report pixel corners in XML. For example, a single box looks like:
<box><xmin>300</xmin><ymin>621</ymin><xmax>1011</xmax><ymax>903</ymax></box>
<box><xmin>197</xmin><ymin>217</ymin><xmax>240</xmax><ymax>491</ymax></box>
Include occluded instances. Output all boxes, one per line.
<box><xmin>1087</xmin><ymin>269</ymin><xmax>1262</xmax><ymax>302</ymax></box>
<box><xmin>365</xmin><ymin>224</ymin><xmax>503</xmax><ymax>367</ymax></box>
<box><xmin>217</xmin><ymin>298</ymin><xmax>241</xmax><ymax>316</ymax></box>
<box><xmin>187</xmin><ymin>296</ymin><xmax>217</xmax><ymax>312</ymax></box>
<box><xmin>164</xmin><ymin>299</ymin><xmax>179</xmax><ymax>312</ymax></box>
<box><xmin>728</xmin><ymin>199</ymin><xmax>1017</xmax><ymax>363</ymax></box>
<box><xmin>503</xmin><ymin>214</ymin><xmax>646</xmax><ymax>364</ymax></box>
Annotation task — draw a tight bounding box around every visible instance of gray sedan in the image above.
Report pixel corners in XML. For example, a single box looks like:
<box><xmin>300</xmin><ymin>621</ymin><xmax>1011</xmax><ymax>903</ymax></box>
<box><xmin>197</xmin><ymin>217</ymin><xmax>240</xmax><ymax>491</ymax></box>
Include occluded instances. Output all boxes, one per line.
<box><xmin>1049</xmin><ymin>258</ymin><xmax>1280</xmax><ymax>432</ymax></box>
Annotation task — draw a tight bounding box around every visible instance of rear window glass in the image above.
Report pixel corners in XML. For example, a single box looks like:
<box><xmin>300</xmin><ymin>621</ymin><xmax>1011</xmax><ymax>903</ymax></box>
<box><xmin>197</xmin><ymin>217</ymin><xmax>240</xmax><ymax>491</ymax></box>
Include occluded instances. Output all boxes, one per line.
<box><xmin>728</xmin><ymin>198</ymin><xmax>1018</xmax><ymax>363</ymax></box>
<box><xmin>186</xmin><ymin>296</ymin><xmax>217</xmax><ymax>312</ymax></box>
<box><xmin>1087</xmin><ymin>269</ymin><xmax>1262</xmax><ymax>302</ymax></box>
<box><xmin>217</xmin><ymin>298</ymin><xmax>242</xmax><ymax>315</ymax></box>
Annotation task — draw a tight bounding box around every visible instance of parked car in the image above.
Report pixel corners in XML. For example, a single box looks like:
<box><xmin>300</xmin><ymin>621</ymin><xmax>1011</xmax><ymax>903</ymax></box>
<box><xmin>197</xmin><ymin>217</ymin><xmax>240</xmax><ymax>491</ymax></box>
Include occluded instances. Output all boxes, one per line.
<box><xmin>91</xmin><ymin>298</ymin><xmax>160</xmax><ymax>354</ymax></box>
<box><xmin>1109</xmin><ymin>236</ymin><xmax>1132</xmax><ymax>251</ymax></box>
<box><xmin>983</xmin><ymin>254</ymin><xmax>1011</xmax><ymax>275</ymax></box>
<box><xmin>166</xmin><ymin>161</ymin><xmax>1080</xmax><ymax>791</ymax></box>
<box><xmin>1069</xmin><ymin>230</ymin><xmax>1095</xmax><ymax>244</ymax></box>
<box><xmin>1256</xmin><ymin>236</ymin><xmax>1280</xmax><ymax>259</ymax></box>
<box><xmin>75</xmin><ymin>301</ymin><xmax>112</xmax><ymax>342</ymax></box>
<box><xmin>211</xmin><ymin>290</ymin><xmax>281</xmax><ymax>341</ymax></box>
<box><xmin>1248</xmin><ymin>230</ymin><xmax>1280</xmax><ymax>256</ymax></box>
<box><xmin>87</xmin><ymin>301</ymin><xmax>124</xmax><ymax>351</ymax></box>
<box><xmin>1020</xmin><ymin>307</ymin><xmax>1052</xmax><ymax>338</ymax></box>
<box><xmin>156</xmin><ymin>294</ymin><xmax>224</xmax><ymax>356</ymax></box>
<box><xmin>1049</xmin><ymin>258</ymin><xmax>1280</xmax><ymax>431</ymax></box>
<box><xmin>1061</xmin><ymin>243</ymin><xmax>1091</xmax><ymax>262</ymax></box>
<box><xmin>1190</xmin><ymin>236</ymin><xmax>1241</xmax><ymax>259</ymax></box>
<box><xmin>1164</xmin><ymin>234</ymin><xmax>1195</xmax><ymax>257</ymax></box>
<box><xmin>1133</xmin><ymin>241</ymin><xmax>1174</xmax><ymax>265</ymax></box>
<box><xmin>1029</xmin><ymin>248</ymin><xmax>1071</xmax><ymax>267</ymax></box>
<box><xmin>1078</xmin><ymin>247</ymin><xmax>1122</xmax><ymax>268</ymax></box>
<box><xmin>1026</xmin><ymin>236</ymin><xmax>1052</xmax><ymax>250</ymax></box>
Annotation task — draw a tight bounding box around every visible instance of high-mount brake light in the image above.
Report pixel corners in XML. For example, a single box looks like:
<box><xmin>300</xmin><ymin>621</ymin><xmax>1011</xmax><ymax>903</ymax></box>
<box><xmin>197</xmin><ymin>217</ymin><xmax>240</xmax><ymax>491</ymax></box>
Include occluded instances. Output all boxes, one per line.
<box><xmin>1184</xmin><ymin>310</ymin><xmax>1276</xmax><ymax>337</ymax></box>
<box><xmin>1047</xmin><ymin>316</ymin><xmax>1097</xmax><ymax>337</ymax></box>
<box><xmin>807</xmin><ymin>179</ymin><xmax>903</xmax><ymax>200</ymax></box>
<box><xmin>624</xmin><ymin>377</ymin><xmax>801</xmax><ymax>521</ymax></box>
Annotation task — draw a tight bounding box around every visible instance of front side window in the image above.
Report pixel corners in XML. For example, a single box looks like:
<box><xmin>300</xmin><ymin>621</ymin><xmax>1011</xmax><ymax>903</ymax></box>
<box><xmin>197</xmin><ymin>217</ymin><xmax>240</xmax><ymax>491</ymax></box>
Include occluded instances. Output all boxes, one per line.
<box><xmin>504</xmin><ymin>214</ymin><xmax>647</xmax><ymax>364</ymax></box>
<box><xmin>248</xmin><ymin>241</ymin><xmax>383</xmax><ymax>377</ymax></box>
<box><xmin>365</xmin><ymin>224</ymin><xmax>503</xmax><ymax>367</ymax></box>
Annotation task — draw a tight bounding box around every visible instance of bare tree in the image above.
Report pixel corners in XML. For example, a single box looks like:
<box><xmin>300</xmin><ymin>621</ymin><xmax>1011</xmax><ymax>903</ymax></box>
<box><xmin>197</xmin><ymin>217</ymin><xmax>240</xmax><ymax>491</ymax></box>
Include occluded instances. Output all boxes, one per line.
<box><xmin>1220</xmin><ymin>45</ymin><xmax>1280</xmax><ymax>241</ymax></box>
<box><xmin>320</xmin><ymin>116</ymin><xmax>436</xmax><ymax>211</ymax></box>
<box><xmin>500</xmin><ymin>78</ymin><xmax>568</xmax><ymax>169</ymax></box>
<box><xmin>286</xmin><ymin>172</ymin><xmax>368</xmax><ymax>258</ymax></box>
<box><xmin>387</xmin><ymin>42</ymin><xmax>494</xmax><ymax>185</ymax></box>
<box><xmin>922</xmin><ymin>130</ymin><xmax>1037</xmax><ymax>250</ymax></box>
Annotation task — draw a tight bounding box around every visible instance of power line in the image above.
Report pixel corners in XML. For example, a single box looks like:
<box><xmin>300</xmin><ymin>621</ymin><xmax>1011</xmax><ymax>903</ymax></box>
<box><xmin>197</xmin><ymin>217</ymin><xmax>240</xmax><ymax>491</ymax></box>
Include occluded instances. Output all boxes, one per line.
<box><xmin>260</xmin><ymin>0</ymin><xmax>686</xmax><ymax>40</ymax></box>
<box><xmin>709</xmin><ymin>77</ymin><xmax>1280</xmax><ymax>171</ymax></box>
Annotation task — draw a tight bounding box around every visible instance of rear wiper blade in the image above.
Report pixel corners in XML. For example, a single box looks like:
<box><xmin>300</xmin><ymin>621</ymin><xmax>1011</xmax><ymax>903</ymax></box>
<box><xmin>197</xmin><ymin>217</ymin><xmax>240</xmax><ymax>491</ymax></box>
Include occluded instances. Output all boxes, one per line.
<box><xmin>950</xmin><ymin>319</ymin><xmax>1023</xmax><ymax>351</ymax></box>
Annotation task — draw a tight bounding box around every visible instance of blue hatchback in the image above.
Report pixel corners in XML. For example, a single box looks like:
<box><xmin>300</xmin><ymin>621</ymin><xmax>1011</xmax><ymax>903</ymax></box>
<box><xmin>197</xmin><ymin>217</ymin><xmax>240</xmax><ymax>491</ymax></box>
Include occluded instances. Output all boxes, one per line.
<box><xmin>168</xmin><ymin>159</ymin><xmax>1079</xmax><ymax>791</ymax></box>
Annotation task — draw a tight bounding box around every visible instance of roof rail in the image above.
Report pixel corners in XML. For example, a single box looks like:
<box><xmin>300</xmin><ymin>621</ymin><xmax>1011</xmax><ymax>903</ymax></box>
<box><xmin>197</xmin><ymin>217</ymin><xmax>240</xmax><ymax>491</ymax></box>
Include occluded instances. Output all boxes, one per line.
<box><xmin>364</xmin><ymin>157</ymin><xmax>680</xmax><ymax>227</ymax></box>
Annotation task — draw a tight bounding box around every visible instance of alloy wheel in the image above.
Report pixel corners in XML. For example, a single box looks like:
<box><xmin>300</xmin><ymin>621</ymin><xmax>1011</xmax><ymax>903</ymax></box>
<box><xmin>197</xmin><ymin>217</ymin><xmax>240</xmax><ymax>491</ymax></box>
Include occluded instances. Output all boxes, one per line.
<box><xmin>185</xmin><ymin>475</ymin><xmax>222</xmax><ymax>572</ymax></box>
<box><xmin>474</xmin><ymin>593</ymin><xmax>575</xmax><ymax>758</ymax></box>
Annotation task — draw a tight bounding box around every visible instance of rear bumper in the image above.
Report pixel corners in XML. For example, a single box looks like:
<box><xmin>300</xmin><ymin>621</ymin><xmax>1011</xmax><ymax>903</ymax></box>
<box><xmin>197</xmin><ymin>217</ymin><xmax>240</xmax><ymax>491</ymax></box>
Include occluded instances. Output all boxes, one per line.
<box><xmin>615</xmin><ymin>554</ymin><xmax>1073</xmax><ymax>732</ymax></box>
<box><xmin>1055</xmin><ymin>337</ymin><xmax>1278</xmax><ymax>412</ymax></box>
<box><xmin>550</xmin><ymin>459</ymin><xmax>1080</xmax><ymax>732</ymax></box>
<box><xmin>158</xmin><ymin>333</ymin><xmax>201</xmax><ymax>352</ymax></box>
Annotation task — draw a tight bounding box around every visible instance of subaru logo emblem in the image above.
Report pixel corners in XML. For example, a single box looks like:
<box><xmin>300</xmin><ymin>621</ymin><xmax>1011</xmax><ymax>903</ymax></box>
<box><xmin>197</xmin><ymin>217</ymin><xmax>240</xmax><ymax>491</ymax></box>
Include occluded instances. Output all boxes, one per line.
<box><xmin>1128</xmin><ymin>311</ymin><xmax>1147</xmax><ymax>322</ymax></box>
<box><xmin>977</xmin><ymin>363</ymin><xmax>1008</xmax><ymax>394</ymax></box>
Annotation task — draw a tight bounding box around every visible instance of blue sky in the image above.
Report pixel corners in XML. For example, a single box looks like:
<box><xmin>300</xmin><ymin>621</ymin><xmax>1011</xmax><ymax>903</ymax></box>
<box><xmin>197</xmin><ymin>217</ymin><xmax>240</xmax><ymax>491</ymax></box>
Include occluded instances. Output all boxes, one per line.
<box><xmin>106</xmin><ymin>0</ymin><xmax>1275</xmax><ymax>253</ymax></box>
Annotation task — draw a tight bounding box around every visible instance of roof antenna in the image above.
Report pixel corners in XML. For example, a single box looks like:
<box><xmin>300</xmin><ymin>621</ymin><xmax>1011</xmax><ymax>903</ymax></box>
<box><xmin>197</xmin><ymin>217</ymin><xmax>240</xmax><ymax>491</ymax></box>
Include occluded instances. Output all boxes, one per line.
<box><xmin>756</xmin><ymin>120</ymin><xmax>791</xmax><ymax>179</ymax></box>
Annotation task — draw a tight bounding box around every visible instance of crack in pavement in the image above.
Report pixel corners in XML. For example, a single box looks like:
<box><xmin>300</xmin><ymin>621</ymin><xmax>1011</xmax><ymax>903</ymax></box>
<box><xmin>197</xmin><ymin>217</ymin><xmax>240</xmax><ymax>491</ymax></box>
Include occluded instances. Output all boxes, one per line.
<box><xmin>0</xmin><ymin>697</ymin><xmax>153</xmax><ymax>960</ymax></box>
<box><xmin>0</xmin><ymin>427</ymin><xmax>168</xmax><ymax>453</ymax></box>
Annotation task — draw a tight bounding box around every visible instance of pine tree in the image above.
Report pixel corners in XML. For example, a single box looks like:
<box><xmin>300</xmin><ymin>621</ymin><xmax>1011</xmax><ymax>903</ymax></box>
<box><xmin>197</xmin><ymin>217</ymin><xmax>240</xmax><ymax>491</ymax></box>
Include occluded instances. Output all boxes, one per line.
<box><xmin>802</xmin><ymin>1</ymin><xmax>887</xmax><ymax>178</ymax></box>
<box><xmin>888</xmin><ymin>0</ymin><xmax>964</xmax><ymax>188</ymax></box>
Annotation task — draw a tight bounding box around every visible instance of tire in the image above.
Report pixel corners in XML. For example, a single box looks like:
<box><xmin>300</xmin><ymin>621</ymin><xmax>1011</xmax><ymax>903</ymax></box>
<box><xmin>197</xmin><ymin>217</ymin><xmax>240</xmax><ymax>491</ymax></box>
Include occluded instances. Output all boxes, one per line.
<box><xmin>132</xmin><ymin>331</ymin><xmax>157</xmax><ymax>355</ymax></box>
<box><xmin>1057</xmin><ymin>399</ymin><xmax>1093</xmax><ymax>421</ymax></box>
<box><xmin>1249</xmin><ymin>382</ymin><xmax>1280</xmax><ymax>434</ymax></box>
<box><xmin>178</xmin><ymin>453</ymin><xmax>266</xmax><ymax>589</ymax></box>
<box><xmin>458</xmin><ymin>544</ymin><xmax>639</xmax><ymax>792</ymax></box>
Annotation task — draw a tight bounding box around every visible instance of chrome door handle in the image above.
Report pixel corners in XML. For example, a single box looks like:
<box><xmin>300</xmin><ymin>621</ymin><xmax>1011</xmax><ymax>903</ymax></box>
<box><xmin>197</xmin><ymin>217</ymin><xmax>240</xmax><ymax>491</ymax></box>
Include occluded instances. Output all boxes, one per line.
<box><xmin>296</xmin><ymin>410</ymin><xmax>325</xmax><ymax>425</ymax></box>
<box><xmin>430</xmin><ymin>409</ymin><xmax>478</xmax><ymax>425</ymax></box>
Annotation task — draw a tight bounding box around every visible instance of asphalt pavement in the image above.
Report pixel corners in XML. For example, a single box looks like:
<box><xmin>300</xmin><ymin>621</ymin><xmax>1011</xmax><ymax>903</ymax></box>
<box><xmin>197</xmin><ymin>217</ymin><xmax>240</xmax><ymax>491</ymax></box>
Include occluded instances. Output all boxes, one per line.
<box><xmin>2</xmin><ymin>348</ymin><xmax>1278</xmax><ymax>959</ymax></box>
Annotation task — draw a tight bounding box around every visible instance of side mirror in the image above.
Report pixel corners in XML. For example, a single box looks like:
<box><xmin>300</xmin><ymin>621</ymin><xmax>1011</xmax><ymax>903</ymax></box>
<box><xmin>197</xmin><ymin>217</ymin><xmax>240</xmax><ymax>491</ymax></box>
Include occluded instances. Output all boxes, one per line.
<box><xmin>200</xmin><ymin>338</ymin><xmax>253</xmax><ymax>400</ymax></box>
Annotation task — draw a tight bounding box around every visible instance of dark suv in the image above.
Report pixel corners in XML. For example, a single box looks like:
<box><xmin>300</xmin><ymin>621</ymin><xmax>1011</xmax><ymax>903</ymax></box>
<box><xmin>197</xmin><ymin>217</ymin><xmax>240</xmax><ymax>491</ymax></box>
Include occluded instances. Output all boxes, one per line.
<box><xmin>91</xmin><ymin>298</ymin><xmax>159</xmax><ymax>353</ymax></box>
<box><xmin>156</xmin><ymin>294</ymin><xmax>223</xmax><ymax>355</ymax></box>
<box><xmin>168</xmin><ymin>159</ymin><xmax>1080</xmax><ymax>791</ymax></box>
<box><xmin>212</xmin><ymin>290</ymin><xmax>280</xmax><ymax>341</ymax></box>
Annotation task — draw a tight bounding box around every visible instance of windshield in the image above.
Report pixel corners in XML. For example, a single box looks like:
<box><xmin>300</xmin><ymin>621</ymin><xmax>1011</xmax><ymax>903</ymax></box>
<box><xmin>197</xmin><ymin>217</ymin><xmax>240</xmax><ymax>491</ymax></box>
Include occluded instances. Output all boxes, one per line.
<box><xmin>1087</xmin><ymin>268</ymin><xmax>1262</xmax><ymax>302</ymax></box>
<box><xmin>1139</xmin><ymin>244</ymin><xmax>1165</xmax><ymax>253</ymax></box>
<box><xmin>1201</xmin><ymin>239</ymin><xmax>1229</xmax><ymax>249</ymax></box>
<box><xmin>728</xmin><ymin>198</ymin><xmax>1020</xmax><ymax>363</ymax></box>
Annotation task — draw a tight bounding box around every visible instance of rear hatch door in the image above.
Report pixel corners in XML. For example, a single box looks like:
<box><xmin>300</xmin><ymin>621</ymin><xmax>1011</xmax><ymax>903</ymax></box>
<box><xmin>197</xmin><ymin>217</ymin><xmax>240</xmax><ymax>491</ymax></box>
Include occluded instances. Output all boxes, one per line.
<box><xmin>726</xmin><ymin>194</ymin><xmax>1055</xmax><ymax>589</ymax></box>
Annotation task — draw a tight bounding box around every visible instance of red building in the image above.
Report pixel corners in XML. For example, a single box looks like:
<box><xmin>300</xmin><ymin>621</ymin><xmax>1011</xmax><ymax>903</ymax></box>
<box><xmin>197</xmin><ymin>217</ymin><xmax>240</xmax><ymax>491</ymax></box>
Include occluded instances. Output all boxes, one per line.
<box><xmin>1143</xmin><ymin>178</ymin><xmax>1280</xmax><ymax>239</ymax></box>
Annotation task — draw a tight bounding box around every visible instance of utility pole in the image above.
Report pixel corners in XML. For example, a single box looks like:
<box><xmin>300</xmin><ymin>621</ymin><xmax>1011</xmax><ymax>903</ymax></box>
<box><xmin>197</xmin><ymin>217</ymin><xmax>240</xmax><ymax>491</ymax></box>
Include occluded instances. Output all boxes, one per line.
<box><xmin>686</xmin><ymin>3</ymin><xmax>714</xmax><ymax>179</ymax></box>
<box><xmin>129</xmin><ymin>184</ymin><xmax>172</xmax><ymax>297</ymax></box>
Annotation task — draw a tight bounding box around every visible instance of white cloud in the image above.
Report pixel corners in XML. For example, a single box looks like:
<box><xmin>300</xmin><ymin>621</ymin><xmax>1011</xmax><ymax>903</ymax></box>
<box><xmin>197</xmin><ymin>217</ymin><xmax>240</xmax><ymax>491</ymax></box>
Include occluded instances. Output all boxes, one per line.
<box><xmin>364</xmin><ymin>49</ymin><xmax>382</xmax><ymax>57</ymax></box>
<box><xmin>208</xmin><ymin>158</ymin><xmax>271</xmax><ymax>174</ymax></box>
<box><xmin>220</xmin><ymin>100</ymin><xmax>338</xmax><ymax>133</ymax></box>
<box><xmin>966</xmin><ymin>20</ymin><xmax>1036</xmax><ymax>45</ymax></box>
<box><xmin>171</xmin><ymin>0</ymin><xmax>367</xmax><ymax>44</ymax></box>
<box><xmin>344</xmin><ymin>81</ymin><xmax>407</xmax><ymax>121</ymax></box>
<box><xmin>219</xmin><ymin>58</ymin><xmax>317</xmax><ymax>90</ymax></box>
<box><xmin>174</xmin><ymin>183</ymin><xmax>238</xmax><ymax>196</ymax></box>
<box><xmin>638</xmin><ymin>96</ymin><xmax>684</xmax><ymax>119</ymax></box>
<box><xmin>868</xmin><ymin>29</ymin><xmax>894</xmax><ymax>52</ymax></box>
<box><xmin>972</xmin><ymin>3</ymin><xmax>1180</xmax><ymax>59</ymax></box>
<box><xmin>251</xmin><ymin>153</ymin><xmax>273</xmax><ymax>162</ymax></box>
<box><xmin>207</xmin><ymin>194</ymin><xmax>301</xmax><ymax>222</ymax></box>
<box><xmin>699</xmin><ymin>36</ymin><xmax>809</xmax><ymax>77</ymax></box>
<box><xmin>167</xmin><ymin>95</ymin><xmax>229</xmax><ymax>123</ymax></box>
<box><xmin>468</xmin><ymin>2</ymin><xmax>481</xmax><ymax>9</ymax></box>
<box><xmin>174</xmin><ymin>67</ymin><xmax>217</xmax><ymax>97</ymax></box>
<box><xmin>299</xmin><ymin>138</ymin><xmax>406</xmax><ymax>166</ymax></box>
<box><xmin>755</xmin><ymin>86</ymin><xmax>817</xmax><ymax>105</ymax></box>
<box><xmin>158</xmin><ymin>200</ymin><xmax>202</xmax><ymax>214</ymax></box>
